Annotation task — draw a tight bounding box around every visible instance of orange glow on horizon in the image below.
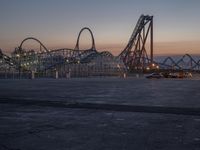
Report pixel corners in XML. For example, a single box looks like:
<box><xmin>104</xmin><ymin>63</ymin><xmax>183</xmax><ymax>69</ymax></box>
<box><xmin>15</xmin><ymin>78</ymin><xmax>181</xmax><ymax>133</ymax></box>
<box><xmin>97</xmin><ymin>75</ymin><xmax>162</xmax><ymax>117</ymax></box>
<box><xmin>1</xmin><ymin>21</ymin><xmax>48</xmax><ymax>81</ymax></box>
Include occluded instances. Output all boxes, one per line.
<box><xmin>1</xmin><ymin>40</ymin><xmax>200</xmax><ymax>56</ymax></box>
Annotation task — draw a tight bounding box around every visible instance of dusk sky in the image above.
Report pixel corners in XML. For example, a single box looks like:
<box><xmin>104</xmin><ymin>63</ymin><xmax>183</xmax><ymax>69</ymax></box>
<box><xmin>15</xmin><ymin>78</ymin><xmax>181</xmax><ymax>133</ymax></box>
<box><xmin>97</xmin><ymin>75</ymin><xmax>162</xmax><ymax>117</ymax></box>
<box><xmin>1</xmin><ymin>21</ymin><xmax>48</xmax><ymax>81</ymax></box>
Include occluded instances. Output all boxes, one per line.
<box><xmin>1</xmin><ymin>0</ymin><xmax>200</xmax><ymax>55</ymax></box>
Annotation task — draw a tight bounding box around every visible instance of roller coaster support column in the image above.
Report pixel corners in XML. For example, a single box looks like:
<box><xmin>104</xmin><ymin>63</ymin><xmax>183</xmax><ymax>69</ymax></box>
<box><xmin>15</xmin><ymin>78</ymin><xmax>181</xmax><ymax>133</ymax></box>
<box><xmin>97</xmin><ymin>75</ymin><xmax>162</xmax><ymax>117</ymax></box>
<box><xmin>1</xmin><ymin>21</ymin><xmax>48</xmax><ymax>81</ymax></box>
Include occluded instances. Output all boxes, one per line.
<box><xmin>18</xmin><ymin>50</ymin><xmax>22</xmax><ymax>79</ymax></box>
<box><xmin>118</xmin><ymin>15</ymin><xmax>154</xmax><ymax>71</ymax></box>
<box><xmin>31</xmin><ymin>71</ymin><xmax>35</xmax><ymax>79</ymax></box>
<box><xmin>150</xmin><ymin>17</ymin><xmax>153</xmax><ymax>64</ymax></box>
<box><xmin>55</xmin><ymin>69</ymin><xmax>58</xmax><ymax>79</ymax></box>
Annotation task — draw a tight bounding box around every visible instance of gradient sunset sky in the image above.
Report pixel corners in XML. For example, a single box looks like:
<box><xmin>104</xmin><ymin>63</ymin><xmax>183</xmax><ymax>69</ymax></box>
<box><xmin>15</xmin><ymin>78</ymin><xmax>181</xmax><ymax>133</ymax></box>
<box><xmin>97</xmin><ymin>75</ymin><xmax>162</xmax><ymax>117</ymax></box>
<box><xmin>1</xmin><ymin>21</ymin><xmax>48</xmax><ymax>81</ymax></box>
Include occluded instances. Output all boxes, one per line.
<box><xmin>0</xmin><ymin>0</ymin><xmax>200</xmax><ymax>56</ymax></box>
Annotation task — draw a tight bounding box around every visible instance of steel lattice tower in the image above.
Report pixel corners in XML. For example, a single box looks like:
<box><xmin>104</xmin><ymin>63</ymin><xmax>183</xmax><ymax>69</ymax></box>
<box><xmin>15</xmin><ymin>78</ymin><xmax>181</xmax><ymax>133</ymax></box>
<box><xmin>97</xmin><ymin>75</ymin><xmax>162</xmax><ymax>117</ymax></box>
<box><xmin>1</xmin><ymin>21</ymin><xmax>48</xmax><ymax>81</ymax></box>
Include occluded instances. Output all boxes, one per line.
<box><xmin>119</xmin><ymin>15</ymin><xmax>153</xmax><ymax>71</ymax></box>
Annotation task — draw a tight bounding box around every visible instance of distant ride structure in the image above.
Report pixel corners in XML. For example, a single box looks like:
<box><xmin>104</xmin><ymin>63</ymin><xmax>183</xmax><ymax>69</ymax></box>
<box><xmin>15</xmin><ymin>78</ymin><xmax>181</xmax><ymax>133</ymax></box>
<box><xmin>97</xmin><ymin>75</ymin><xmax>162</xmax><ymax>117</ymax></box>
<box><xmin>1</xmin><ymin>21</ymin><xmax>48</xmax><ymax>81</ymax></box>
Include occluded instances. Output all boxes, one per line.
<box><xmin>1</xmin><ymin>14</ymin><xmax>200</xmax><ymax>78</ymax></box>
<box><xmin>119</xmin><ymin>15</ymin><xmax>153</xmax><ymax>71</ymax></box>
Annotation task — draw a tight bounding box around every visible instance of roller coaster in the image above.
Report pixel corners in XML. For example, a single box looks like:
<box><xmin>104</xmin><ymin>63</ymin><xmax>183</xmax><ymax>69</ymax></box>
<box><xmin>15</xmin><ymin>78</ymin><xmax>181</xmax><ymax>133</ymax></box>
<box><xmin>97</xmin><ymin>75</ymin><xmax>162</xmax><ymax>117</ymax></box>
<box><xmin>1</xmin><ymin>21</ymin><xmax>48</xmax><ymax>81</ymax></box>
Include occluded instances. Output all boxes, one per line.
<box><xmin>158</xmin><ymin>54</ymin><xmax>200</xmax><ymax>71</ymax></box>
<box><xmin>1</xmin><ymin>14</ymin><xmax>200</xmax><ymax>78</ymax></box>
<box><xmin>0</xmin><ymin>26</ymin><xmax>123</xmax><ymax>78</ymax></box>
<box><xmin>119</xmin><ymin>15</ymin><xmax>153</xmax><ymax>70</ymax></box>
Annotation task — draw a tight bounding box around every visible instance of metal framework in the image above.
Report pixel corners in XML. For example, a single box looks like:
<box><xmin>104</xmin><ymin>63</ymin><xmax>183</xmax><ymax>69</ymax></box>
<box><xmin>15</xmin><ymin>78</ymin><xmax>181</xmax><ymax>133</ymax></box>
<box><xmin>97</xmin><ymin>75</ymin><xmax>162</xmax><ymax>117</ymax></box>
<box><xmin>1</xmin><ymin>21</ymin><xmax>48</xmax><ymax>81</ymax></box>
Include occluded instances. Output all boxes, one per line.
<box><xmin>119</xmin><ymin>15</ymin><xmax>153</xmax><ymax>71</ymax></box>
<box><xmin>1</xmin><ymin>14</ymin><xmax>200</xmax><ymax>78</ymax></box>
<box><xmin>158</xmin><ymin>54</ymin><xmax>200</xmax><ymax>71</ymax></box>
<box><xmin>0</xmin><ymin>49</ymin><xmax>16</xmax><ymax>68</ymax></box>
<box><xmin>0</xmin><ymin>27</ymin><xmax>123</xmax><ymax>77</ymax></box>
<box><xmin>74</xmin><ymin>27</ymin><xmax>96</xmax><ymax>51</ymax></box>
<box><xmin>19</xmin><ymin>37</ymin><xmax>49</xmax><ymax>53</ymax></box>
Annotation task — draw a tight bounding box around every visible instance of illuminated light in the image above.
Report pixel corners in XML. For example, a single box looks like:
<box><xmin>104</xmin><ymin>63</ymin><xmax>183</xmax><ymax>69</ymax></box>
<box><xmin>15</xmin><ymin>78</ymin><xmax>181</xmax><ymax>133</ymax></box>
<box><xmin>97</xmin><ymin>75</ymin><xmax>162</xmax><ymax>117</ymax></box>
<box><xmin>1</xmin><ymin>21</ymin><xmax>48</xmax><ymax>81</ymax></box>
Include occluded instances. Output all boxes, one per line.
<box><xmin>78</xmin><ymin>60</ymin><xmax>80</xmax><ymax>64</ymax></box>
<box><xmin>123</xmin><ymin>73</ymin><xmax>127</xmax><ymax>78</ymax></box>
<box><xmin>146</xmin><ymin>67</ymin><xmax>150</xmax><ymax>70</ymax></box>
<box><xmin>156</xmin><ymin>65</ymin><xmax>160</xmax><ymax>69</ymax></box>
<box><xmin>16</xmin><ymin>54</ymin><xmax>20</xmax><ymax>57</ymax></box>
<box><xmin>152</xmin><ymin>63</ymin><xmax>155</xmax><ymax>67</ymax></box>
<box><xmin>66</xmin><ymin>59</ymin><xmax>69</xmax><ymax>63</ymax></box>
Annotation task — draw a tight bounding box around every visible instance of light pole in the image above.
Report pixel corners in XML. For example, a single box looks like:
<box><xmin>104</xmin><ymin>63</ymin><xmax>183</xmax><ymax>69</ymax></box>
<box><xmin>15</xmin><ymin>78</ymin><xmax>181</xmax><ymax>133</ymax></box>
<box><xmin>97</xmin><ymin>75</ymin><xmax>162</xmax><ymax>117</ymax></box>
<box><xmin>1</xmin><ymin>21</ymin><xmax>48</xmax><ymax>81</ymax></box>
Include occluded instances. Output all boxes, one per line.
<box><xmin>16</xmin><ymin>53</ymin><xmax>21</xmax><ymax>79</ymax></box>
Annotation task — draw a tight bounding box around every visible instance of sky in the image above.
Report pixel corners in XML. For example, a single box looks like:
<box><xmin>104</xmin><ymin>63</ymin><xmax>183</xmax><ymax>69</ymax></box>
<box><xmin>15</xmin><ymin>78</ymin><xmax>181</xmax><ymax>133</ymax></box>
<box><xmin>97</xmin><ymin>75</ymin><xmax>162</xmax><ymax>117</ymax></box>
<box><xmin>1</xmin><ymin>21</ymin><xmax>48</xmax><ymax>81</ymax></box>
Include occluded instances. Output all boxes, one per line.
<box><xmin>0</xmin><ymin>0</ymin><xmax>200</xmax><ymax>56</ymax></box>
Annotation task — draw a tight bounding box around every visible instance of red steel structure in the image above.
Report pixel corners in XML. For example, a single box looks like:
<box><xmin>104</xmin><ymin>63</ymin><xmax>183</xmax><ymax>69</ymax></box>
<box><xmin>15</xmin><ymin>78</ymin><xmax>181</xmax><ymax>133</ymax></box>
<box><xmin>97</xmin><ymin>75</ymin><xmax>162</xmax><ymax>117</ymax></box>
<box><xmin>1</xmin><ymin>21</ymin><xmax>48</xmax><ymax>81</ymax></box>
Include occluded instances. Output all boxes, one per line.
<box><xmin>119</xmin><ymin>15</ymin><xmax>153</xmax><ymax>71</ymax></box>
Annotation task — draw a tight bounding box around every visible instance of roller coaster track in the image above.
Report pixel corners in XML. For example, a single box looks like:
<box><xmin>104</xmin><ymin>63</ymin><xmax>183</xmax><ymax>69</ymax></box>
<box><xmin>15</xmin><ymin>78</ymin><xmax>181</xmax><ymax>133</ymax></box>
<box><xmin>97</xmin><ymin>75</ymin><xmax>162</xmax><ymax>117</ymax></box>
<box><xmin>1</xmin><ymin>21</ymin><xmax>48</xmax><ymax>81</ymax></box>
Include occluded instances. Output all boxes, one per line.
<box><xmin>6</xmin><ymin>27</ymin><xmax>115</xmax><ymax>72</ymax></box>
<box><xmin>47</xmin><ymin>27</ymin><xmax>114</xmax><ymax>68</ymax></box>
<box><xmin>74</xmin><ymin>27</ymin><xmax>96</xmax><ymax>51</ymax></box>
<box><xmin>119</xmin><ymin>15</ymin><xmax>153</xmax><ymax>70</ymax></box>
<box><xmin>0</xmin><ymin>49</ymin><xmax>18</xmax><ymax>68</ymax></box>
<box><xmin>19</xmin><ymin>37</ymin><xmax>49</xmax><ymax>53</ymax></box>
<box><xmin>159</xmin><ymin>57</ymin><xmax>181</xmax><ymax>69</ymax></box>
<box><xmin>158</xmin><ymin>54</ymin><xmax>200</xmax><ymax>71</ymax></box>
<box><xmin>1</xmin><ymin>15</ymin><xmax>200</xmax><ymax>73</ymax></box>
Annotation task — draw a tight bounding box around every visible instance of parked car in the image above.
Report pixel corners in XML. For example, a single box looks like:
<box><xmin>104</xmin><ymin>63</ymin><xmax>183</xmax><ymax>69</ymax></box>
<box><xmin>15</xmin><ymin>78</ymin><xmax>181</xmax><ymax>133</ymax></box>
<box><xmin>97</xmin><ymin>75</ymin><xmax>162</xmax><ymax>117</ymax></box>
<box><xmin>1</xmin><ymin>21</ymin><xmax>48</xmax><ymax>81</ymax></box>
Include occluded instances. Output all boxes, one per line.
<box><xmin>184</xmin><ymin>72</ymin><xmax>192</xmax><ymax>78</ymax></box>
<box><xmin>146</xmin><ymin>73</ymin><xmax>163</xmax><ymax>79</ymax></box>
<box><xmin>168</xmin><ymin>73</ymin><xmax>179</xmax><ymax>78</ymax></box>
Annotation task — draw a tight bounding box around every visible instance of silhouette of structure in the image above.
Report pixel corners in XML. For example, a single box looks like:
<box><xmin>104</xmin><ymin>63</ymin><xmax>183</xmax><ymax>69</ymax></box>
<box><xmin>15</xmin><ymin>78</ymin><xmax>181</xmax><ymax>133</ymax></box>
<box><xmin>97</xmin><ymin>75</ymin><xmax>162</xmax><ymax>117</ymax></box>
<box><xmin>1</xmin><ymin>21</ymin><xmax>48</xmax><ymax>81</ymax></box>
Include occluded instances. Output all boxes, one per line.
<box><xmin>119</xmin><ymin>15</ymin><xmax>153</xmax><ymax>71</ymax></box>
<box><xmin>0</xmin><ymin>27</ymin><xmax>125</xmax><ymax>78</ymax></box>
<box><xmin>158</xmin><ymin>54</ymin><xmax>200</xmax><ymax>71</ymax></box>
<box><xmin>1</xmin><ymin>14</ymin><xmax>200</xmax><ymax>78</ymax></box>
